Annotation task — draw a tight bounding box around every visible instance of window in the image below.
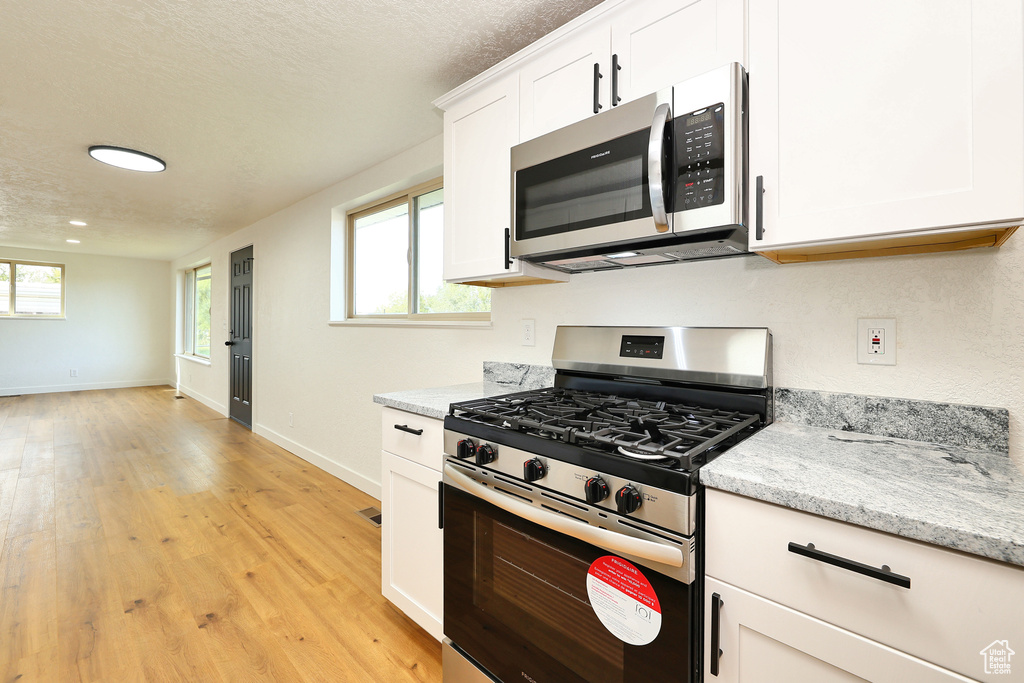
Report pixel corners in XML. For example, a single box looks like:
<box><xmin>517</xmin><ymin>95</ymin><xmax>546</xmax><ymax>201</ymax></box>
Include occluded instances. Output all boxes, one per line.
<box><xmin>184</xmin><ymin>264</ymin><xmax>212</xmax><ymax>358</ymax></box>
<box><xmin>0</xmin><ymin>260</ymin><xmax>65</xmax><ymax>318</ymax></box>
<box><xmin>348</xmin><ymin>179</ymin><xmax>490</xmax><ymax>319</ymax></box>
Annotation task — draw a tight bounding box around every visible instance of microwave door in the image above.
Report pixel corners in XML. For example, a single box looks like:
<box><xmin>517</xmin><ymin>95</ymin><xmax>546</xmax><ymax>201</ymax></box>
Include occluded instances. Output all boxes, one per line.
<box><xmin>511</xmin><ymin>89</ymin><xmax>673</xmax><ymax>261</ymax></box>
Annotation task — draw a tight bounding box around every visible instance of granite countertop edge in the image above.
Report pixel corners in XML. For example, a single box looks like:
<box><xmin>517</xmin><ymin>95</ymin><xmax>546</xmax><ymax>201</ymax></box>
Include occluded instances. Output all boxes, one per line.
<box><xmin>373</xmin><ymin>381</ymin><xmax>518</xmax><ymax>420</ymax></box>
<box><xmin>700</xmin><ymin>422</ymin><xmax>1024</xmax><ymax>568</ymax></box>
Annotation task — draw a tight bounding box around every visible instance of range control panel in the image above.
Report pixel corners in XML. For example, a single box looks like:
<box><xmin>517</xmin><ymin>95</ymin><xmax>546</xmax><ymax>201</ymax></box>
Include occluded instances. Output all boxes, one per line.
<box><xmin>674</xmin><ymin>103</ymin><xmax>725</xmax><ymax>211</ymax></box>
<box><xmin>619</xmin><ymin>335</ymin><xmax>665</xmax><ymax>359</ymax></box>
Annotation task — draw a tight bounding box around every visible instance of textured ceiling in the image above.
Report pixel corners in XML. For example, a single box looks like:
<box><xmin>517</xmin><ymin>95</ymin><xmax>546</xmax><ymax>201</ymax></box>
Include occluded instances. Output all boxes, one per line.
<box><xmin>0</xmin><ymin>0</ymin><xmax>603</xmax><ymax>260</ymax></box>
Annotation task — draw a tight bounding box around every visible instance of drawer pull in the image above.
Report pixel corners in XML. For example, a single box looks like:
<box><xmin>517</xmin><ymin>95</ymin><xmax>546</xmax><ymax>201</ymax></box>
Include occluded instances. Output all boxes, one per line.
<box><xmin>788</xmin><ymin>542</ymin><xmax>911</xmax><ymax>589</ymax></box>
<box><xmin>393</xmin><ymin>424</ymin><xmax>424</xmax><ymax>436</ymax></box>
<box><xmin>710</xmin><ymin>592</ymin><xmax>724</xmax><ymax>676</ymax></box>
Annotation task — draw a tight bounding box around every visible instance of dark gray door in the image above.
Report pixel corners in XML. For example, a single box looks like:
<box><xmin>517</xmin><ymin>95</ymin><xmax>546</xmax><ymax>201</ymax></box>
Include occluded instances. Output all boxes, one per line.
<box><xmin>228</xmin><ymin>246</ymin><xmax>253</xmax><ymax>428</ymax></box>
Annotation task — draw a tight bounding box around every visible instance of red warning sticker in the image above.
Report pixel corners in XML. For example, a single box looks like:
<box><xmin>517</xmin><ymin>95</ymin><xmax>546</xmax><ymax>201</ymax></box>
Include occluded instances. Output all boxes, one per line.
<box><xmin>586</xmin><ymin>556</ymin><xmax>662</xmax><ymax>645</ymax></box>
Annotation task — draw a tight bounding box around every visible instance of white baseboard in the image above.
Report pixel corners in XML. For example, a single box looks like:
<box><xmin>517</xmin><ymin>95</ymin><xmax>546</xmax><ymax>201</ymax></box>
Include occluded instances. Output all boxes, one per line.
<box><xmin>176</xmin><ymin>386</ymin><xmax>228</xmax><ymax>416</ymax></box>
<box><xmin>254</xmin><ymin>423</ymin><xmax>382</xmax><ymax>501</ymax></box>
<box><xmin>0</xmin><ymin>378</ymin><xmax>174</xmax><ymax>397</ymax></box>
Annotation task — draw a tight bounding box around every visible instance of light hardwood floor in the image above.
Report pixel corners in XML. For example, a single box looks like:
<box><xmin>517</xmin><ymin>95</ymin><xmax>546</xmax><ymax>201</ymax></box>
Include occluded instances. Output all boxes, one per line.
<box><xmin>0</xmin><ymin>386</ymin><xmax>442</xmax><ymax>682</ymax></box>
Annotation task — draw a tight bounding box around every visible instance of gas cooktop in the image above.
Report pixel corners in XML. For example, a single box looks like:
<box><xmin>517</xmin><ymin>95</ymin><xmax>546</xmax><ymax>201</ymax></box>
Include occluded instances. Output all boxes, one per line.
<box><xmin>449</xmin><ymin>386</ymin><xmax>761</xmax><ymax>472</ymax></box>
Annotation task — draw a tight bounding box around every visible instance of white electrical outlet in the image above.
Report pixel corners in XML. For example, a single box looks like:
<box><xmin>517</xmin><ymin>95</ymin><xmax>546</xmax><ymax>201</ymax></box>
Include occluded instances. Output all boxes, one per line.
<box><xmin>522</xmin><ymin>319</ymin><xmax>536</xmax><ymax>347</ymax></box>
<box><xmin>857</xmin><ymin>318</ymin><xmax>896</xmax><ymax>365</ymax></box>
<box><xmin>288</xmin><ymin>412</ymin><xmax>294</xmax><ymax>427</ymax></box>
<box><xmin>70</xmin><ymin>369</ymin><xmax>78</xmax><ymax>377</ymax></box>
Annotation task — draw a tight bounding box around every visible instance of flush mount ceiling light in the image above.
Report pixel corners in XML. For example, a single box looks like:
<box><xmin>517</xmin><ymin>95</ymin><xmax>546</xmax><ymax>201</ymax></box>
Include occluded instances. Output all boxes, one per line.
<box><xmin>88</xmin><ymin>145</ymin><xmax>166</xmax><ymax>173</ymax></box>
<box><xmin>66</xmin><ymin>239</ymin><xmax>81</xmax><ymax>244</ymax></box>
<box><xmin>69</xmin><ymin>220</ymin><xmax>87</xmax><ymax>226</ymax></box>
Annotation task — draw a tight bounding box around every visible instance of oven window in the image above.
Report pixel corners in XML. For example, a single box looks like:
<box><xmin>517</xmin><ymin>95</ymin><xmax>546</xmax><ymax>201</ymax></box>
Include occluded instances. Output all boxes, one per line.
<box><xmin>444</xmin><ymin>484</ymin><xmax>695</xmax><ymax>683</ymax></box>
<box><xmin>484</xmin><ymin>519</ymin><xmax>624</xmax><ymax>682</ymax></box>
<box><xmin>515</xmin><ymin>128</ymin><xmax>653</xmax><ymax>240</ymax></box>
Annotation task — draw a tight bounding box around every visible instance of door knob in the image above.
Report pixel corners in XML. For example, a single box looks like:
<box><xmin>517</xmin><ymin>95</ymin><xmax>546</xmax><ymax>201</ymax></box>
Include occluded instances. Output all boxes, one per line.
<box><xmin>224</xmin><ymin>341</ymin><xmax>236</xmax><ymax>346</ymax></box>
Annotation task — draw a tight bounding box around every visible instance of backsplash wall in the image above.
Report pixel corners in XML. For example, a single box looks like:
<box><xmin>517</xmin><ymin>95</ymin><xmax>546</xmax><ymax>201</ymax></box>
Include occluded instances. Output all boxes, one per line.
<box><xmin>489</xmin><ymin>240</ymin><xmax>1024</xmax><ymax>466</ymax></box>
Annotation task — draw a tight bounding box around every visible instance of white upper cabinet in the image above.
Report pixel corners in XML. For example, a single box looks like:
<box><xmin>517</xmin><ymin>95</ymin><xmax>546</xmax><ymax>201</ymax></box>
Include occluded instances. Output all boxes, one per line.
<box><xmin>749</xmin><ymin>0</ymin><xmax>1024</xmax><ymax>261</ymax></box>
<box><xmin>519</xmin><ymin>25</ymin><xmax>611</xmax><ymax>142</ymax></box>
<box><xmin>441</xmin><ymin>74</ymin><xmax>568</xmax><ymax>285</ymax></box>
<box><xmin>610</xmin><ymin>0</ymin><xmax>745</xmax><ymax>106</ymax></box>
<box><xmin>520</xmin><ymin>0</ymin><xmax>745</xmax><ymax>143</ymax></box>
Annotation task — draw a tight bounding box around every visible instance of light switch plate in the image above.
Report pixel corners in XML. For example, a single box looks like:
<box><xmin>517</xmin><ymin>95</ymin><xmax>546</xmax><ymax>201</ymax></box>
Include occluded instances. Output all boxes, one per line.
<box><xmin>857</xmin><ymin>318</ymin><xmax>896</xmax><ymax>365</ymax></box>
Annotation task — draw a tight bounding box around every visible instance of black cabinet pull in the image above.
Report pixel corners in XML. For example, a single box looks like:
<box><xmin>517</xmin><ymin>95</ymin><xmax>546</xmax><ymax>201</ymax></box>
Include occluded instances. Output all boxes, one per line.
<box><xmin>438</xmin><ymin>483</ymin><xmax>444</xmax><ymax>530</ymax></box>
<box><xmin>710</xmin><ymin>592</ymin><xmax>723</xmax><ymax>676</ymax></box>
<box><xmin>611</xmin><ymin>54</ymin><xmax>621</xmax><ymax>106</ymax></box>
<box><xmin>755</xmin><ymin>175</ymin><xmax>764</xmax><ymax>240</ymax></box>
<box><xmin>504</xmin><ymin>227</ymin><xmax>512</xmax><ymax>269</ymax></box>
<box><xmin>788</xmin><ymin>542</ymin><xmax>911</xmax><ymax>589</ymax></box>
<box><xmin>593</xmin><ymin>63</ymin><xmax>603</xmax><ymax>114</ymax></box>
<box><xmin>393</xmin><ymin>424</ymin><xmax>423</xmax><ymax>436</ymax></box>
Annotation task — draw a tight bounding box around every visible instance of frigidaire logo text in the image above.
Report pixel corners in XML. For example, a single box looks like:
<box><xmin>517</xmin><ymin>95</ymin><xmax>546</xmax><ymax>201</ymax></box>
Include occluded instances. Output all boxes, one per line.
<box><xmin>591</xmin><ymin>150</ymin><xmax>611</xmax><ymax>159</ymax></box>
<box><xmin>521</xmin><ymin>672</ymin><xmax>538</xmax><ymax>683</ymax></box>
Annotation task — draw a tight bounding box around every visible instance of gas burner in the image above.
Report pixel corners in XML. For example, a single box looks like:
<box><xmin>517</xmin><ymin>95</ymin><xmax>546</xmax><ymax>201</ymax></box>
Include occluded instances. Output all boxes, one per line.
<box><xmin>450</xmin><ymin>386</ymin><xmax>762</xmax><ymax>471</ymax></box>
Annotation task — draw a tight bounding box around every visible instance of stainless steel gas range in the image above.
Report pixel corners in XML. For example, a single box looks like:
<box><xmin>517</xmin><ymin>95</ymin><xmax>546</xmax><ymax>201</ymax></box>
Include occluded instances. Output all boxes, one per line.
<box><xmin>440</xmin><ymin>325</ymin><xmax>772</xmax><ymax>683</ymax></box>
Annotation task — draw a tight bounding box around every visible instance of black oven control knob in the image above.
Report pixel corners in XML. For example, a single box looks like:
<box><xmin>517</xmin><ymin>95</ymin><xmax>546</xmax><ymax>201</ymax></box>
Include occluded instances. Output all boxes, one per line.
<box><xmin>615</xmin><ymin>485</ymin><xmax>643</xmax><ymax>514</ymax></box>
<box><xmin>475</xmin><ymin>443</ymin><xmax>497</xmax><ymax>465</ymax></box>
<box><xmin>584</xmin><ymin>477</ymin><xmax>609</xmax><ymax>504</ymax></box>
<box><xmin>456</xmin><ymin>439</ymin><xmax>476</xmax><ymax>459</ymax></box>
<box><xmin>523</xmin><ymin>458</ymin><xmax>546</xmax><ymax>482</ymax></box>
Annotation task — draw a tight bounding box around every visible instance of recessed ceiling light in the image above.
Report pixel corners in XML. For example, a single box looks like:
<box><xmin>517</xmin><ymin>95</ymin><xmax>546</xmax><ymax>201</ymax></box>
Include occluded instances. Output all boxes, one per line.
<box><xmin>88</xmin><ymin>145</ymin><xmax>166</xmax><ymax>173</ymax></box>
<box><xmin>69</xmin><ymin>220</ymin><xmax>87</xmax><ymax>226</ymax></box>
<box><xmin>66</xmin><ymin>239</ymin><xmax>81</xmax><ymax>244</ymax></box>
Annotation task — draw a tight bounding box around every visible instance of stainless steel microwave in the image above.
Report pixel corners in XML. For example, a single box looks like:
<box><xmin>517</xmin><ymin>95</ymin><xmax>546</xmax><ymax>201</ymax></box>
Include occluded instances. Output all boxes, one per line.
<box><xmin>510</xmin><ymin>62</ymin><xmax>748</xmax><ymax>272</ymax></box>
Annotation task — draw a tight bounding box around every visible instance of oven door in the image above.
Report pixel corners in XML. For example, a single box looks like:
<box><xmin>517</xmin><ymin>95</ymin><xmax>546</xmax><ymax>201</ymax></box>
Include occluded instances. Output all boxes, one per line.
<box><xmin>442</xmin><ymin>463</ymin><xmax>699</xmax><ymax>683</ymax></box>
<box><xmin>510</xmin><ymin>89</ymin><xmax>674</xmax><ymax>262</ymax></box>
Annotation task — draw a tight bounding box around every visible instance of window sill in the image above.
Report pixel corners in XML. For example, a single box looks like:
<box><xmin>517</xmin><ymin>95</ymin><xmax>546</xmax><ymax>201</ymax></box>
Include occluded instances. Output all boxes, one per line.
<box><xmin>0</xmin><ymin>315</ymin><xmax>66</xmax><ymax>320</ymax></box>
<box><xmin>175</xmin><ymin>353</ymin><xmax>212</xmax><ymax>366</ymax></box>
<box><xmin>329</xmin><ymin>318</ymin><xmax>492</xmax><ymax>330</ymax></box>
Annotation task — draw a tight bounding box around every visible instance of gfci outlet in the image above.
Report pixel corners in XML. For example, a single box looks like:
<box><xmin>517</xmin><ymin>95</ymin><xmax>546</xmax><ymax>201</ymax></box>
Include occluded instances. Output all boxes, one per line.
<box><xmin>522</xmin><ymin>319</ymin><xmax>536</xmax><ymax>347</ymax></box>
<box><xmin>857</xmin><ymin>318</ymin><xmax>896</xmax><ymax>366</ymax></box>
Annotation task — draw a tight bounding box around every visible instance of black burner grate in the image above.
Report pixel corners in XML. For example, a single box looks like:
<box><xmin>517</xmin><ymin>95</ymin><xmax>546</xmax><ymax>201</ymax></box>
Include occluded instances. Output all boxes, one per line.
<box><xmin>450</xmin><ymin>387</ymin><xmax>761</xmax><ymax>471</ymax></box>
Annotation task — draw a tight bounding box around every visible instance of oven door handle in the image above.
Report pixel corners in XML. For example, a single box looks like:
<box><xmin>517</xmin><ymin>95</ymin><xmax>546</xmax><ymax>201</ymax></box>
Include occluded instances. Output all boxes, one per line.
<box><xmin>444</xmin><ymin>465</ymin><xmax>684</xmax><ymax>568</ymax></box>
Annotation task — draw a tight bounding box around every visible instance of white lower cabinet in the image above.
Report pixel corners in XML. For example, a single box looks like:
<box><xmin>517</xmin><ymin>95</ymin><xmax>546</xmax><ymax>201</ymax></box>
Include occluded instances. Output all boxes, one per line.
<box><xmin>705</xmin><ymin>578</ymin><xmax>972</xmax><ymax>682</ymax></box>
<box><xmin>705</xmin><ymin>489</ymin><xmax>1024</xmax><ymax>682</ymax></box>
<box><xmin>380</xmin><ymin>408</ymin><xmax>444</xmax><ymax>641</ymax></box>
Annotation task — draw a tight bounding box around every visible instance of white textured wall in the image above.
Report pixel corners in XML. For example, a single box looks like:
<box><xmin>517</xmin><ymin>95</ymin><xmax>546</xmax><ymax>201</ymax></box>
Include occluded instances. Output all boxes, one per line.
<box><xmin>0</xmin><ymin>246</ymin><xmax>173</xmax><ymax>394</ymax></box>
<box><xmin>171</xmin><ymin>135</ymin><xmax>1024</xmax><ymax>500</ymax></box>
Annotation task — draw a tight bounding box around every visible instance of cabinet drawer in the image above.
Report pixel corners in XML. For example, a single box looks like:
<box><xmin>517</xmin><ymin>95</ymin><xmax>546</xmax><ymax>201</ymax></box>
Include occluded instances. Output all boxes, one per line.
<box><xmin>381</xmin><ymin>407</ymin><xmax>444</xmax><ymax>471</ymax></box>
<box><xmin>706</xmin><ymin>489</ymin><xmax>1024</xmax><ymax>679</ymax></box>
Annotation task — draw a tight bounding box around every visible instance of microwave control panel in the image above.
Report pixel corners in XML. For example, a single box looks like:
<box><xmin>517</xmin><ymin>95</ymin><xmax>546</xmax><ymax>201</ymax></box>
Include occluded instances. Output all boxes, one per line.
<box><xmin>674</xmin><ymin>103</ymin><xmax>725</xmax><ymax>211</ymax></box>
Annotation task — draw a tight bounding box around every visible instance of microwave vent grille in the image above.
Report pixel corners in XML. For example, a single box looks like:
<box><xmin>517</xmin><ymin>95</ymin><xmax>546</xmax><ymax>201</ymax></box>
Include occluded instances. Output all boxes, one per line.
<box><xmin>665</xmin><ymin>244</ymin><xmax>746</xmax><ymax>260</ymax></box>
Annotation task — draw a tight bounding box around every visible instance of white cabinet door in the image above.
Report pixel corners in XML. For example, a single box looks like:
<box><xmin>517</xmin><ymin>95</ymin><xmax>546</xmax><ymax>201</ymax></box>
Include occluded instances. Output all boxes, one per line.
<box><xmin>749</xmin><ymin>0</ymin><xmax>1024</xmax><ymax>253</ymax></box>
<box><xmin>442</xmin><ymin>75</ymin><xmax>569</xmax><ymax>285</ymax></box>
<box><xmin>519</xmin><ymin>25</ymin><xmax>611</xmax><ymax>142</ymax></box>
<box><xmin>610</xmin><ymin>0</ymin><xmax>745</xmax><ymax>106</ymax></box>
<box><xmin>705</xmin><ymin>579</ymin><xmax>974</xmax><ymax>683</ymax></box>
<box><xmin>443</xmin><ymin>75</ymin><xmax>519</xmax><ymax>283</ymax></box>
<box><xmin>381</xmin><ymin>450</ymin><xmax>443</xmax><ymax>641</ymax></box>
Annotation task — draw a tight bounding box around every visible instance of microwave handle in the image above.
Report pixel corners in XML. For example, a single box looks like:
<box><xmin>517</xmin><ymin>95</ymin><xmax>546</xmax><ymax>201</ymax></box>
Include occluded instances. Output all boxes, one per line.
<box><xmin>648</xmin><ymin>103</ymin><xmax>672</xmax><ymax>233</ymax></box>
<box><xmin>444</xmin><ymin>464</ymin><xmax>684</xmax><ymax>568</ymax></box>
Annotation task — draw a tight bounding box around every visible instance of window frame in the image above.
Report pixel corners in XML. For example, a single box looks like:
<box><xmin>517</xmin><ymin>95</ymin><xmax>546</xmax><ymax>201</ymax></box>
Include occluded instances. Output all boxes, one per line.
<box><xmin>346</xmin><ymin>178</ymin><xmax>489</xmax><ymax>321</ymax></box>
<box><xmin>0</xmin><ymin>259</ymin><xmax>66</xmax><ymax>319</ymax></box>
<box><xmin>183</xmin><ymin>263</ymin><xmax>212</xmax><ymax>359</ymax></box>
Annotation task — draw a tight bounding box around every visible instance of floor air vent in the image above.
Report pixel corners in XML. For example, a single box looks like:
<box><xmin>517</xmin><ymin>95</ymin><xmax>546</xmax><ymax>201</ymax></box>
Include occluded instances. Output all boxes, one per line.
<box><xmin>357</xmin><ymin>507</ymin><xmax>382</xmax><ymax>528</ymax></box>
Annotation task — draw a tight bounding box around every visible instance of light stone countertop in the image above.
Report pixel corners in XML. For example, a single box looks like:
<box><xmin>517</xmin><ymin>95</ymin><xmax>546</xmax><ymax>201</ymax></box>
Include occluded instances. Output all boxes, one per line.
<box><xmin>700</xmin><ymin>422</ymin><xmax>1024</xmax><ymax>567</ymax></box>
<box><xmin>372</xmin><ymin>381</ymin><xmax>523</xmax><ymax>420</ymax></box>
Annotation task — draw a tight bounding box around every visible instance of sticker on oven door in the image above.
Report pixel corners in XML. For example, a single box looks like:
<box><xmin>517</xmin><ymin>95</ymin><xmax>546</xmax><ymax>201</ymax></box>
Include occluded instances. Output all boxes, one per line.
<box><xmin>586</xmin><ymin>556</ymin><xmax>662</xmax><ymax>645</ymax></box>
